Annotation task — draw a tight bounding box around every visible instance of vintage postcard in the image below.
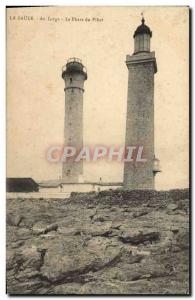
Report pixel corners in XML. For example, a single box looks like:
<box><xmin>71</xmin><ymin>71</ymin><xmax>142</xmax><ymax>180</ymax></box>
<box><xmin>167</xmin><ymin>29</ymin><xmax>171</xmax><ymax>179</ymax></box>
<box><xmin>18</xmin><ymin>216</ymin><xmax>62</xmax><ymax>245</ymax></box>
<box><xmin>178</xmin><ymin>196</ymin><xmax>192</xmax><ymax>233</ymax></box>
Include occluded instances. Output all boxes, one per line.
<box><xmin>6</xmin><ymin>6</ymin><xmax>190</xmax><ymax>295</ymax></box>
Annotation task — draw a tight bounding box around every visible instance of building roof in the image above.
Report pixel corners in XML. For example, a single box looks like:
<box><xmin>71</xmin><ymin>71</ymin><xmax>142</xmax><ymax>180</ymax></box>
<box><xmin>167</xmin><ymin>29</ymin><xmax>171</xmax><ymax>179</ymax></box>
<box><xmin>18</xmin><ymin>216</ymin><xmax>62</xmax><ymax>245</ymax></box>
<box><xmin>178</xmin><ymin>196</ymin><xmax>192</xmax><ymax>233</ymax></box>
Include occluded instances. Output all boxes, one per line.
<box><xmin>6</xmin><ymin>178</ymin><xmax>39</xmax><ymax>192</ymax></box>
<box><xmin>38</xmin><ymin>179</ymin><xmax>123</xmax><ymax>188</ymax></box>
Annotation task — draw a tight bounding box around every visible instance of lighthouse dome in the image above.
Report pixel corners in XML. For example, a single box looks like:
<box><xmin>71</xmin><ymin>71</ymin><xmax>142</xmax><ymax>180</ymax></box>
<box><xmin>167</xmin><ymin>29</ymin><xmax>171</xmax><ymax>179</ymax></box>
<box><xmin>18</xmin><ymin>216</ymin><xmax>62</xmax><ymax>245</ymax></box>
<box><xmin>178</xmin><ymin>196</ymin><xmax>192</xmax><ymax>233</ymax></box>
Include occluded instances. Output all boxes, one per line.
<box><xmin>133</xmin><ymin>17</ymin><xmax>152</xmax><ymax>38</ymax></box>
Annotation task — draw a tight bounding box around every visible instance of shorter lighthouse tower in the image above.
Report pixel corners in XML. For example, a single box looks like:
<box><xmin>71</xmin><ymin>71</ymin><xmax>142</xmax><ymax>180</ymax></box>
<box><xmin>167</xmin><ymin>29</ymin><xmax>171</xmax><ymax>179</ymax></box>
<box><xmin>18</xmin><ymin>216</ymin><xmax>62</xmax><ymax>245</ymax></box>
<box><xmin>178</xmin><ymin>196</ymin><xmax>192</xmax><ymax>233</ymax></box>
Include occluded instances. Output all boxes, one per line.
<box><xmin>62</xmin><ymin>58</ymin><xmax>87</xmax><ymax>183</ymax></box>
<box><xmin>124</xmin><ymin>17</ymin><xmax>160</xmax><ymax>189</ymax></box>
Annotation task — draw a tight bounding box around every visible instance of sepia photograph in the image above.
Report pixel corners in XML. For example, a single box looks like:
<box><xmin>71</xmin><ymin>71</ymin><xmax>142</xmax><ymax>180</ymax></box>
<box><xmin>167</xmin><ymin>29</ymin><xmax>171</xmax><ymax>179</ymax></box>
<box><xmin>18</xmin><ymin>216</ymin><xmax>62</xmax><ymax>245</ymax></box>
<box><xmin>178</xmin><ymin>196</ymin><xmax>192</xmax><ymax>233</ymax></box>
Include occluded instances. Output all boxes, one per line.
<box><xmin>6</xmin><ymin>6</ymin><xmax>190</xmax><ymax>295</ymax></box>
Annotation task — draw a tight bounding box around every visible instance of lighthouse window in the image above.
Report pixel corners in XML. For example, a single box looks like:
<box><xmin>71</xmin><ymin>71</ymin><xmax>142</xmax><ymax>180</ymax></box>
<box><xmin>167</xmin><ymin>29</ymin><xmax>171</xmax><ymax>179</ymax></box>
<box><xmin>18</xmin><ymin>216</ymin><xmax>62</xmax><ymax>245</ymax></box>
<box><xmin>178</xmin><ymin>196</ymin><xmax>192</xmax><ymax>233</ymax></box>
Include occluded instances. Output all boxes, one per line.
<box><xmin>70</xmin><ymin>78</ymin><xmax>72</xmax><ymax>83</ymax></box>
<box><xmin>143</xmin><ymin>34</ymin><xmax>149</xmax><ymax>51</ymax></box>
<box><xmin>135</xmin><ymin>35</ymin><xmax>139</xmax><ymax>52</ymax></box>
<box><xmin>139</xmin><ymin>35</ymin><xmax>144</xmax><ymax>51</ymax></box>
<box><xmin>66</xmin><ymin>169</ymin><xmax>70</xmax><ymax>176</ymax></box>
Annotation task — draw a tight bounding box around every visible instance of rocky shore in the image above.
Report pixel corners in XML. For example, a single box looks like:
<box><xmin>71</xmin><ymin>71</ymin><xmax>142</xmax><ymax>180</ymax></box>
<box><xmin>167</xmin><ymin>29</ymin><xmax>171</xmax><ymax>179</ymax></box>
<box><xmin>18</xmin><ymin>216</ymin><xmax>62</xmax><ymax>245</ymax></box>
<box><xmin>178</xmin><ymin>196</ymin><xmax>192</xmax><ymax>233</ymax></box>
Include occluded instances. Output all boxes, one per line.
<box><xmin>6</xmin><ymin>188</ymin><xmax>190</xmax><ymax>295</ymax></box>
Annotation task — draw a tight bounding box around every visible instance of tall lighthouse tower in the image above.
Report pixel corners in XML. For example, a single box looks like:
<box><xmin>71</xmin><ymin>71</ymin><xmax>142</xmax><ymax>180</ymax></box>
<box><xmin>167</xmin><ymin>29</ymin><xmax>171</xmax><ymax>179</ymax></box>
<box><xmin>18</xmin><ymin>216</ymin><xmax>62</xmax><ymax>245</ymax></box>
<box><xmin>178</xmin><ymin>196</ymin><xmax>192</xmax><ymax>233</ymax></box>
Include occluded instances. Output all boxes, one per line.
<box><xmin>124</xmin><ymin>17</ymin><xmax>160</xmax><ymax>189</ymax></box>
<box><xmin>62</xmin><ymin>58</ymin><xmax>87</xmax><ymax>182</ymax></box>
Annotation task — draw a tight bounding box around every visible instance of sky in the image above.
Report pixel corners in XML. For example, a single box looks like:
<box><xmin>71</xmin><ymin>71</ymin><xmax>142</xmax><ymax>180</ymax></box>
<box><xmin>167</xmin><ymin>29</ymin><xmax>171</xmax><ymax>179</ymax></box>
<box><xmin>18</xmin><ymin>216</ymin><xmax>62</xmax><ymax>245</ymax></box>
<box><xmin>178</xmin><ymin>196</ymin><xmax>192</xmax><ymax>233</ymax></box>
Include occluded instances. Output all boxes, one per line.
<box><xmin>6</xmin><ymin>6</ymin><xmax>189</xmax><ymax>190</ymax></box>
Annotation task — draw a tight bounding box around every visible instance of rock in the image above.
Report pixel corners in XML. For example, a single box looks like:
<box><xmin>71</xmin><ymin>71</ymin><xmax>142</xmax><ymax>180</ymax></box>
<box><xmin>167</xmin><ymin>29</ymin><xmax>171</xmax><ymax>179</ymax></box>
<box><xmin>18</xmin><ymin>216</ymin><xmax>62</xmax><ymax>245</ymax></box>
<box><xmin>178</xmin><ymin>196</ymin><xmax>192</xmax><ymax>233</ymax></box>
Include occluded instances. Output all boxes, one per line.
<box><xmin>32</xmin><ymin>222</ymin><xmax>58</xmax><ymax>235</ymax></box>
<box><xmin>132</xmin><ymin>208</ymin><xmax>150</xmax><ymax>218</ymax></box>
<box><xmin>52</xmin><ymin>283</ymin><xmax>82</xmax><ymax>294</ymax></box>
<box><xmin>6</xmin><ymin>245</ymin><xmax>44</xmax><ymax>294</ymax></box>
<box><xmin>7</xmin><ymin>214</ymin><xmax>23</xmax><ymax>226</ymax></box>
<box><xmin>41</xmin><ymin>236</ymin><xmax>122</xmax><ymax>283</ymax></box>
<box><xmin>32</xmin><ymin>222</ymin><xmax>48</xmax><ymax>235</ymax></box>
<box><xmin>44</xmin><ymin>223</ymin><xmax>58</xmax><ymax>234</ymax></box>
<box><xmin>119</xmin><ymin>229</ymin><xmax>160</xmax><ymax>245</ymax></box>
<box><xmin>80</xmin><ymin>281</ymin><xmax>124</xmax><ymax>294</ymax></box>
<box><xmin>6</xmin><ymin>189</ymin><xmax>190</xmax><ymax>295</ymax></box>
<box><xmin>7</xmin><ymin>227</ymin><xmax>31</xmax><ymax>244</ymax></box>
<box><xmin>167</xmin><ymin>203</ymin><xmax>178</xmax><ymax>211</ymax></box>
<box><xmin>82</xmin><ymin>221</ymin><xmax>113</xmax><ymax>236</ymax></box>
<box><xmin>58</xmin><ymin>226</ymin><xmax>80</xmax><ymax>236</ymax></box>
<box><xmin>8</xmin><ymin>279</ymin><xmax>43</xmax><ymax>295</ymax></box>
<box><xmin>93</xmin><ymin>216</ymin><xmax>106</xmax><ymax>222</ymax></box>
